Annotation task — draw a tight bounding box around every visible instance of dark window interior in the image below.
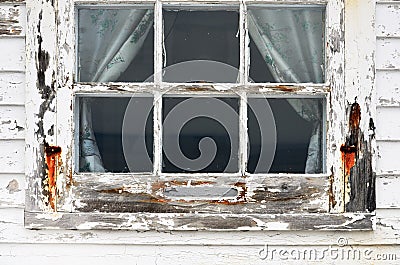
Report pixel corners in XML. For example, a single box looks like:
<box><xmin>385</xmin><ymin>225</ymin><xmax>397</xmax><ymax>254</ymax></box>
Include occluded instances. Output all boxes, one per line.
<box><xmin>249</xmin><ymin>39</ymin><xmax>275</xmax><ymax>82</ymax></box>
<box><xmin>248</xmin><ymin>98</ymin><xmax>322</xmax><ymax>173</ymax></box>
<box><xmin>86</xmin><ymin>97</ymin><xmax>153</xmax><ymax>172</ymax></box>
<box><xmin>163</xmin><ymin>10</ymin><xmax>239</xmax><ymax>71</ymax></box>
<box><xmin>79</xmin><ymin>97</ymin><xmax>321</xmax><ymax>173</ymax></box>
<box><xmin>162</xmin><ymin>97</ymin><xmax>239</xmax><ymax>173</ymax></box>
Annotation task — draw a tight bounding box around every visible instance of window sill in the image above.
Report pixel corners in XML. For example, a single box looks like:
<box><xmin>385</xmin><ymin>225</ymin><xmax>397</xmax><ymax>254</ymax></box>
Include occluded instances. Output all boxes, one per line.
<box><xmin>25</xmin><ymin>212</ymin><xmax>375</xmax><ymax>231</ymax></box>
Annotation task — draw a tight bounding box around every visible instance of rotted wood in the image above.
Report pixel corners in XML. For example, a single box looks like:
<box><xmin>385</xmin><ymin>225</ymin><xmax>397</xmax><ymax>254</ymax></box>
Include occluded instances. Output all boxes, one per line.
<box><xmin>72</xmin><ymin>174</ymin><xmax>329</xmax><ymax>214</ymax></box>
<box><xmin>342</xmin><ymin>102</ymin><xmax>376</xmax><ymax>212</ymax></box>
<box><xmin>25</xmin><ymin>211</ymin><xmax>374</xmax><ymax>231</ymax></box>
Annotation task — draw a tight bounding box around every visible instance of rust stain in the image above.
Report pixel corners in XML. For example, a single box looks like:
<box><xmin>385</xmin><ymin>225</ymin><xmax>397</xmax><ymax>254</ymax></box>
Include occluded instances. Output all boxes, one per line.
<box><xmin>151</xmin><ymin>181</ymin><xmax>166</xmax><ymax>193</ymax></box>
<box><xmin>234</xmin><ymin>182</ymin><xmax>247</xmax><ymax>201</ymax></box>
<box><xmin>341</xmin><ymin>102</ymin><xmax>361</xmax><ymax>177</ymax></box>
<box><xmin>210</xmin><ymin>200</ymin><xmax>245</xmax><ymax>205</ymax></box>
<box><xmin>349</xmin><ymin>102</ymin><xmax>361</xmax><ymax>132</ymax></box>
<box><xmin>152</xmin><ymin>180</ymin><xmax>216</xmax><ymax>192</ymax></box>
<box><xmin>44</xmin><ymin>142</ymin><xmax>62</xmax><ymax>210</ymax></box>
<box><xmin>274</xmin><ymin>85</ymin><xmax>297</xmax><ymax>92</ymax></box>
<box><xmin>100</xmin><ymin>187</ymin><xmax>130</xmax><ymax>194</ymax></box>
<box><xmin>0</xmin><ymin>7</ymin><xmax>22</xmax><ymax>36</ymax></box>
<box><xmin>108</xmin><ymin>85</ymin><xmax>126</xmax><ymax>92</ymax></box>
<box><xmin>340</xmin><ymin>145</ymin><xmax>356</xmax><ymax>176</ymax></box>
<box><xmin>186</xmin><ymin>86</ymin><xmax>210</xmax><ymax>92</ymax></box>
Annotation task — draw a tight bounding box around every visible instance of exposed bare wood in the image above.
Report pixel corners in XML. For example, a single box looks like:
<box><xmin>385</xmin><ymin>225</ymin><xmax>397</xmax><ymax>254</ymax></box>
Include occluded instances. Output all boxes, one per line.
<box><xmin>73</xmin><ymin>83</ymin><xmax>329</xmax><ymax>95</ymax></box>
<box><xmin>25</xmin><ymin>211</ymin><xmax>374</xmax><ymax>231</ymax></box>
<box><xmin>0</xmin><ymin>106</ymin><xmax>24</xmax><ymax>139</ymax></box>
<box><xmin>10</xmin><ymin>208</ymin><xmax>400</xmax><ymax>245</ymax></box>
<box><xmin>0</xmin><ymin>174</ymin><xmax>24</xmax><ymax>208</ymax></box>
<box><xmin>72</xmin><ymin>175</ymin><xmax>329</xmax><ymax>214</ymax></box>
<box><xmin>0</xmin><ymin>5</ymin><xmax>25</xmax><ymax>36</ymax></box>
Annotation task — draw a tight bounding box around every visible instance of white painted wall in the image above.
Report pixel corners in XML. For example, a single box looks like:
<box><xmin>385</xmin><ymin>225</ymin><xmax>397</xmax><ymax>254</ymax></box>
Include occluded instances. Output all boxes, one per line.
<box><xmin>0</xmin><ymin>1</ymin><xmax>400</xmax><ymax>264</ymax></box>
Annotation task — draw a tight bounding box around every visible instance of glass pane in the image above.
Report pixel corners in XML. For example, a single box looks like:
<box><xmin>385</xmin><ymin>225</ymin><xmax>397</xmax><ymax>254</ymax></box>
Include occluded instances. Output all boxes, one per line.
<box><xmin>248</xmin><ymin>97</ymin><xmax>324</xmax><ymax>173</ymax></box>
<box><xmin>78</xmin><ymin>96</ymin><xmax>153</xmax><ymax>173</ymax></box>
<box><xmin>77</xmin><ymin>8</ymin><xmax>154</xmax><ymax>82</ymax></box>
<box><xmin>162</xmin><ymin>96</ymin><xmax>239</xmax><ymax>173</ymax></box>
<box><xmin>248</xmin><ymin>6</ymin><xmax>325</xmax><ymax>83</ymax></box>
<box><xmin>163</xmin><ymin>8</ymin><xmax>239</xmax><ymax>82</ymax></box>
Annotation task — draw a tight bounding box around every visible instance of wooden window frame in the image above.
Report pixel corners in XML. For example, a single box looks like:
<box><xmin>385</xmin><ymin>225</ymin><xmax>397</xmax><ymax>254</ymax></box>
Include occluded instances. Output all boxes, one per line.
<box><xmin>25</xmin><ymin>0</ymin><xmax>376</xmax><ymax>230</ymax></box>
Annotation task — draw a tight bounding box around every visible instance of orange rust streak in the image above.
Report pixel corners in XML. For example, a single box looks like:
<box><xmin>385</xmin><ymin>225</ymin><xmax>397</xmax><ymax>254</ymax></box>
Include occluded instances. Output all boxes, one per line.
<box><xmin>340</xmin><ymin>145</ymin><xmax>356</xmax><ymax>176</ymax></box>
<box><xmin>45</xmin><ymin>144</ymin><xmax>62</xmax><ymax>210</ymax></box>
<box><xmin>274</xmin><ymin>85</ymin><xmax>296</xmax><ymax>92</ymax></box>
<box><xmin>233</xmin><ymin>182</ymin><xmax>247</xmax><ymax>201</ymax></box>
<box><xmin>349</xmin><ymin>102</ymin><xmax>361</xmax><ymax>131</ymax></box>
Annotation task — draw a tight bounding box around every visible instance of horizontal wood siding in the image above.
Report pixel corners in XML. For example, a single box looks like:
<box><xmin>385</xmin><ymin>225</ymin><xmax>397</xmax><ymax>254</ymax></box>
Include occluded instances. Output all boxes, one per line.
<box><xmin>0</xmin><ymin>3</ymin><xmax>25</xmax><ymax>213</ymax></box>
<box><xmin>376</xmin><ymin>2</ymin><xmax>400</xmax><ymax>38</ymax></box>
<box><xmin>376</xmin><ymin>6</ymin><xmax>400</xmax><ymax>250</ymax></box>
<box><xmin>376</xmin><ymin>3</ymin><xmax>400</xmax><ymax>224</ymax></box>
<box><xmin>0</xmin><ymin>72</ymin><xmax>25</xmax><ymax>105</ymax></box>
<box><xmin>376</xmin><ymin>71</ymin><xmax>400</xmax><ymax>107</ymax></box>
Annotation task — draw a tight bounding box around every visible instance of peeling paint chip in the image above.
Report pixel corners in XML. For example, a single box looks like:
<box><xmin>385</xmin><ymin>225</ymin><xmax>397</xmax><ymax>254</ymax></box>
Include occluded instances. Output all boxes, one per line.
<box><xmin>6</xmin><ymin>179</ymin><xmax>20</xmax><ymax>194</ymax></box>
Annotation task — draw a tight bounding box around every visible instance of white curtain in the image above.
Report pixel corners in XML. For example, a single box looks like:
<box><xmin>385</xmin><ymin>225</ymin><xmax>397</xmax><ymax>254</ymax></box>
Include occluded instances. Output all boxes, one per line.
<box><xmin>78</xmin><ymin>9</ymin><xmax>154</xmax><ymax>172</ymax></box>
<box><xmin>248</xmin><ymin>8</ymin><xmax>324</xmax><ymax>173</ymax></box>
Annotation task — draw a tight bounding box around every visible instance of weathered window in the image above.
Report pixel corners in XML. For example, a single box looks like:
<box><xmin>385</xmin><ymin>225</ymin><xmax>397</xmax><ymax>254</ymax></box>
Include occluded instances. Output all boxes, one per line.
<box><xmin>25</xmin><ymin>0</ymin><xmax>376</xmax><ymax>230</ymax></box>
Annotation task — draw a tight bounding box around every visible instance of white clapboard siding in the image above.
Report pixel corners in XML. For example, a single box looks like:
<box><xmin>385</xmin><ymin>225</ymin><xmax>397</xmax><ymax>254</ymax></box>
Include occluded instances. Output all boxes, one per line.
<box><xmin>376</xmin><ymin>107</ymin><xmax>400</xmax><ymax>140</ymax></box>
<box><xmin>0</xmin><ymin>173</ymin><xmax>24</xmax><ymax>208</ymax></box>
<box><xmin>0</xmin><ymin>1</ymin><xmax>26</xmax><ymax>214</ymax></box>
<box><xmin>0</xmin><ymin>37</ymin><xmax>24</xmax><ymax>72</ymax></box>
<box><xmin>377</xmin><ymin>176</ymin><xmax>400</xmax><ymax>209</ymax></box>
<box><xmin>376</xmin><ymin>38</ymin><xmax>400</xmax><ymax>70</ymax></box>
<box><xmin>376</xmin><ymin>3</ymin><xmax>400</xmax><ymax>38</ymax></box>
<box><xmin>376</xmin><ymin>70</ymin><xmax>400</xmax><ymax>106</ymax></box>
<box><xmin>0</xmin><ymin>105</ymin><xmax>25</xmax><ymax>139</ymax></box>
<box><xmin>0</xmin><ymin>139</ymin><xmax>24</xmax><ymax>173</ymax></box>
<box><xmin>1</xmin><ymin>243</ymin><xmax>400</xmax><ymax>265</ymax></box>
<box><xmin>377</xmin><ymin>141</ymin><xmax>400</xmax><ymax>174</ymax></box>
<box><xmin>0</xmin><ymin>72</ymin><xmax>25</xmax><ymax>105</ymax></box>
